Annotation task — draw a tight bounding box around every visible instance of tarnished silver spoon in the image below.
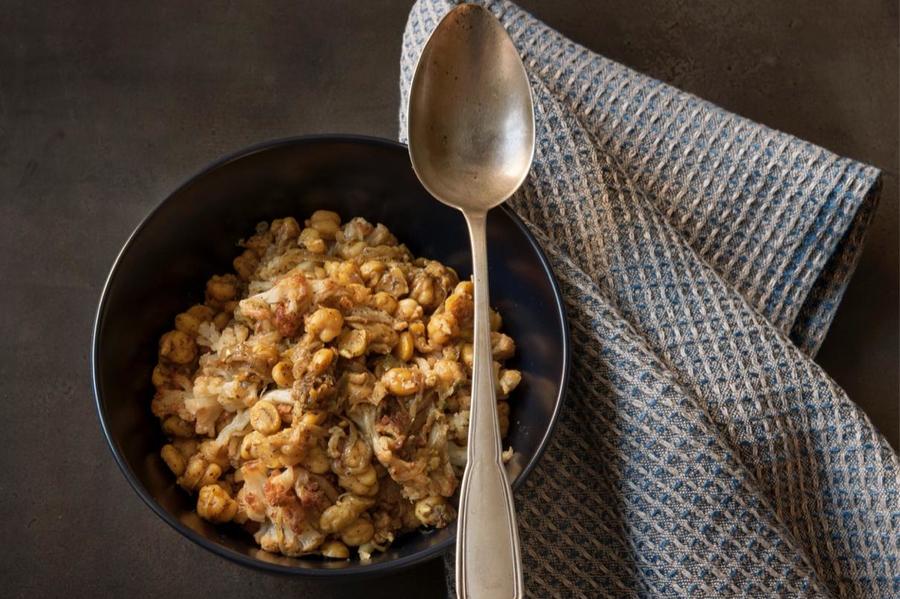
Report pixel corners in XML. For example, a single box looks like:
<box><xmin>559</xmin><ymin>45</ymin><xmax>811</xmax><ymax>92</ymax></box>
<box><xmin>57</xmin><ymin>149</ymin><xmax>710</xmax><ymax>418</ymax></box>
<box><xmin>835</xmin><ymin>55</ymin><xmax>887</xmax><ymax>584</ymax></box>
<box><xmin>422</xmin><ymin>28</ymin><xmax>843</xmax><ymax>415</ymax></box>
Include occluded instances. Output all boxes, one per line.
<box><xmin>407</xmin><ymin>4</ymin><xmax>535</xmax><ymax>598</ymax></box>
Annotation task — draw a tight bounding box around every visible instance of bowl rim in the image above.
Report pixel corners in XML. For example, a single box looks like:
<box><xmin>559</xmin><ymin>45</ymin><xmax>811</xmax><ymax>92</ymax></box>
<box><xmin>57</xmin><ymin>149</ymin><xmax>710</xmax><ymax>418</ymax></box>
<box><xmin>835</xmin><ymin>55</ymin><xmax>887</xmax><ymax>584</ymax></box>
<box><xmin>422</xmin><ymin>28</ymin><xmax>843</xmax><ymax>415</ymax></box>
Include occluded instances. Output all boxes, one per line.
<box><xmin>91</xmin><ymin>133</ymin><xmax>571</xmax><ymax>577</ymax></box>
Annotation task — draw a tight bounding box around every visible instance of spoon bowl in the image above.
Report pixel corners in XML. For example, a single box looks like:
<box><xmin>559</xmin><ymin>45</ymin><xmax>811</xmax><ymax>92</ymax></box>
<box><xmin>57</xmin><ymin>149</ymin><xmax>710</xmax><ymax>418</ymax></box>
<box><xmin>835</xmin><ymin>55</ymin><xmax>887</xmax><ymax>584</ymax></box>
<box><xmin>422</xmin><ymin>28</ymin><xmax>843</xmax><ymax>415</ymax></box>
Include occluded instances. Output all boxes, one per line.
<box><xmin>408</xmin><ymin>3</ymin><xmax>534</xmax><ymax>213</ymax></box>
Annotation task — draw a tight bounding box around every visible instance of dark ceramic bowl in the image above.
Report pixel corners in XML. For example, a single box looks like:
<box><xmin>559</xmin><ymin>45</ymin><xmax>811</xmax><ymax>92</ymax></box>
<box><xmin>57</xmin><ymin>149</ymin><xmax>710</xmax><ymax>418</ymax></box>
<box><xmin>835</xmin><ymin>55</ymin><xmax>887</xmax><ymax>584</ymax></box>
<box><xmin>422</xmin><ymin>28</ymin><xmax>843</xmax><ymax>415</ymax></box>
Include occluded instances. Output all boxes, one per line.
<box><xmin>92</xmin><ymin>135</ymin><xmax>569</xmax><ymax>577</ymax></box>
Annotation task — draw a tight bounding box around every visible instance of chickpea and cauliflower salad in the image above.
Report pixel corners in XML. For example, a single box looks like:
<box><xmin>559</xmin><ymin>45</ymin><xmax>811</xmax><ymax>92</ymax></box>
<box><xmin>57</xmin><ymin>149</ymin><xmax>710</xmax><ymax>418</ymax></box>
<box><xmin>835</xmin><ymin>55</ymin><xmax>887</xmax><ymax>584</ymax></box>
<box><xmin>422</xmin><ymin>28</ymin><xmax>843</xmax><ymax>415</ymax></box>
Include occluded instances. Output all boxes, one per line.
<box><xmin>150</xmin><ymin>211</ymin><xmax>521</xmax><ymax>561</ymax></box>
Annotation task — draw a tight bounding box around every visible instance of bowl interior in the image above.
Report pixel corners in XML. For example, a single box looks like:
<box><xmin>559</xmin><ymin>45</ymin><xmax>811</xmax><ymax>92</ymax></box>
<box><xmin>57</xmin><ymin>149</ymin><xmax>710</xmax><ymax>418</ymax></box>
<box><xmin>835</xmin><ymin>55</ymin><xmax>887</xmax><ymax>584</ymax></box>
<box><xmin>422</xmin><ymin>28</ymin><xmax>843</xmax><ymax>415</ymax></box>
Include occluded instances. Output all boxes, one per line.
<box><xmin>93</xmin><ymin>136</ymin><xmax>568</xmax><ymax>575</ymax></box>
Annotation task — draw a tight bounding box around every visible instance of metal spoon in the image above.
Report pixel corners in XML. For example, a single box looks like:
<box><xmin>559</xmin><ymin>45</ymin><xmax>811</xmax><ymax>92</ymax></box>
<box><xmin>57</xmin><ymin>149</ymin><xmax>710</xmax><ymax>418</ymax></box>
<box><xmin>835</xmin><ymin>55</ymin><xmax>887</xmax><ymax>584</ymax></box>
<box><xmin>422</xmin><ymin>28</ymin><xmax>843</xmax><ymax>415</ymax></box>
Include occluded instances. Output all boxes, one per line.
<box><xmin>407</xmin><ymin>4</ymin><xmax>534</xmax><ymax>598</ymax></box>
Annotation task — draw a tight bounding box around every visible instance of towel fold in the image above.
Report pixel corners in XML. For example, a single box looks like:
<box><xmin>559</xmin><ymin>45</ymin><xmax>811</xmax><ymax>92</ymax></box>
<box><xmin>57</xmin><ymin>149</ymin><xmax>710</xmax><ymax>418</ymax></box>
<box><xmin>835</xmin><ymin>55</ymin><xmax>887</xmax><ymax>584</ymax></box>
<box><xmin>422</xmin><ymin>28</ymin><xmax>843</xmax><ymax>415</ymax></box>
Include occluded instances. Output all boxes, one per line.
<box><xmin>399</xmin><ymin>1</ymin><xmax>898</xmax><ymax>597</ymax></box>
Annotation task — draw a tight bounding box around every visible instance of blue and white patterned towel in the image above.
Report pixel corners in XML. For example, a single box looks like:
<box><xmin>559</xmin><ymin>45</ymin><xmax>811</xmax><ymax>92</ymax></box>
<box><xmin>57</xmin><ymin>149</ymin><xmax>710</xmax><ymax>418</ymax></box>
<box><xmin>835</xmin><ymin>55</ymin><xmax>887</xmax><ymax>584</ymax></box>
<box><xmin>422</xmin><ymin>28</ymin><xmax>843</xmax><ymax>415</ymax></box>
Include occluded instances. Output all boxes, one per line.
<box><xmin>400</xmin><ymin>1</ymin><xmax>899</xmax><ymax>597</ymax></box>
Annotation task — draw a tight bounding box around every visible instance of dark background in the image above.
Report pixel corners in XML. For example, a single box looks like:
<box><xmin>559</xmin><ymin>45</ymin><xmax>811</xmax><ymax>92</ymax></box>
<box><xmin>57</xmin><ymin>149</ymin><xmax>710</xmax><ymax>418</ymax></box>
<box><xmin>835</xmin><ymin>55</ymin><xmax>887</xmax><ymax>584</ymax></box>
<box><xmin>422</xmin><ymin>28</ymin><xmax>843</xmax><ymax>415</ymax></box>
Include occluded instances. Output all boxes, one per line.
<box><xmin>2</xmin><ymin>1</ymin><xmax>896</xmax><ymax>597</ymax></box>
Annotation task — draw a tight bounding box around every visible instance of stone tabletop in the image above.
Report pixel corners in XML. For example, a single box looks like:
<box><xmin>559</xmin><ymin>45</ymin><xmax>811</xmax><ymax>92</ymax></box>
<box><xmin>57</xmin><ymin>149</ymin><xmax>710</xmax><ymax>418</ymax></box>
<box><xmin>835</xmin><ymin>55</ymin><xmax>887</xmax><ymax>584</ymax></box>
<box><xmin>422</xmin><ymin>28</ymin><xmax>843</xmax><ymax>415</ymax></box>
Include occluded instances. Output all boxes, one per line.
<box><xmin>2</xmin><ymin>1</ymin><xmax>895</xmax><ymax>597</ymax></box>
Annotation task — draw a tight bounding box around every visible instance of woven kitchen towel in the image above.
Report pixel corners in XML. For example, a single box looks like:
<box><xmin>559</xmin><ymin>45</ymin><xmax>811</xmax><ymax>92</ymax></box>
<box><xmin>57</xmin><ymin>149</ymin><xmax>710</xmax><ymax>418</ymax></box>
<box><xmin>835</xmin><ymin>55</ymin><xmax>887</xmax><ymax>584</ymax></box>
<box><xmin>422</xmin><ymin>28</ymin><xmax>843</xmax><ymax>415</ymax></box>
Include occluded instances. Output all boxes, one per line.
<box><xmin>399</xmin><ymin>1</ymin><xmax>899</xmax><ymax>597</ymax></box>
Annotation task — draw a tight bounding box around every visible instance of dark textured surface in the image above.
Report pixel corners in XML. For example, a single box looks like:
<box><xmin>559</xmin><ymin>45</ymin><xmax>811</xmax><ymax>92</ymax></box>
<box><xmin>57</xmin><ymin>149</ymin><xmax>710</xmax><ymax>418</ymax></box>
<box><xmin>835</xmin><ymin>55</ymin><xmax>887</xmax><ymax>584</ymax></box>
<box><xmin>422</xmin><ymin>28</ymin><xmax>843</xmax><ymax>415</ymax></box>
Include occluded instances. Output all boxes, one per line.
<box><xmin>1</xmin><ymin>1</ymin><xmax>895</xmax><ymax>597</ymax></box>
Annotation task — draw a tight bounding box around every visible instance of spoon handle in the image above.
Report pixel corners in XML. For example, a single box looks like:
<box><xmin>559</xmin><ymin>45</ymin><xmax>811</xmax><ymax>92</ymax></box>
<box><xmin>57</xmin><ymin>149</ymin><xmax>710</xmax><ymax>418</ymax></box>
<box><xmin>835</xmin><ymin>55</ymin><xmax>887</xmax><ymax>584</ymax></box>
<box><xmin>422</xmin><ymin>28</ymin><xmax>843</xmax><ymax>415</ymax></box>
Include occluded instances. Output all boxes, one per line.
<box><xmin>455</xmin><ymin>211</ymin><xmax>523</xmax><ymax>599</ymax></box>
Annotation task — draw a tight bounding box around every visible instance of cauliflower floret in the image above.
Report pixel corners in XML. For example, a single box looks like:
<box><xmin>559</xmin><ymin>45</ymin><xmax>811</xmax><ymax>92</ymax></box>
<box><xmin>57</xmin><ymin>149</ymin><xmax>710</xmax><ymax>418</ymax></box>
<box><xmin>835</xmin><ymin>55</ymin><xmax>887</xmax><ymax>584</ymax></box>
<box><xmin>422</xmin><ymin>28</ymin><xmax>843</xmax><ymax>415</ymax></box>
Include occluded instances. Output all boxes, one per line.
<box><xmin>447</xmin><ymin>410</ymin><xmax>469</xmax><ymax>445</ymax></box>
<box><xmin>263</xmin><ymin>467</ymin><xmax>296</xmax><ymax>507</ymax></box>
<box><xmin>217</xmin><ymin>378</ymin><xmax>260</xmax><ymax>412</ymax></box>
<box><xmin>195</xmin><ymin>321</ymin><xmax>220</xmax><ymax>349</ymax></box>
<box><xmin>447</xmin><ymin>442</ymin><xmax>467</xmax><ymax>468</ymax></box>
<box><xmin>255</xmin><ymin>507</ymin><xmax>324</xmax><ymax>557</ymax></box>
<box><xmin>236</xmin><ymin>460</ymin><xmax>268</xmax><ymax>522</ymax></box>
<box><xmin>350</xmin><ymin>403</ymin><xmax>456</xmax><ymax>501</ymax></box>
<box><xmin>497</xmin><ymin>369</ymin><xmax>521</xmax><ymax>398</ymax></box>
<box><xmin>150</xmin><ymin>387</ymin><xmax>193</xmax><ymax>422</ymax></box>
<box><xmin>491</xmin><ymin>332</ymin><xmax>515</xmax><ymax>360</ymax></box>
<box><xmin>212</xmin><ymin>409</ymin><xmax>250</xmax><ymax>448</ymax></box>
<box><xmin>260</xmin><ymin>388</ymin><xmax>293</xmax><ymax>404</ymax></box>
<box><xmin>293</xmin><ymin>467</ymin><xmax>338</xmax><ymax>510</ymax></box>
<box><xmin>209</xmin><ymin>323</ymin><xmax>250</xmax><ymax>355</ymax></box>
<box><xmin>185</xmin><ymin>376</ymin><xmax>224</xmax><ymax>436</ymax></box>
<box><xmin>238</xmin><ymin>272</ymin><xmax>310</xmax><ymax>336</ymax></box>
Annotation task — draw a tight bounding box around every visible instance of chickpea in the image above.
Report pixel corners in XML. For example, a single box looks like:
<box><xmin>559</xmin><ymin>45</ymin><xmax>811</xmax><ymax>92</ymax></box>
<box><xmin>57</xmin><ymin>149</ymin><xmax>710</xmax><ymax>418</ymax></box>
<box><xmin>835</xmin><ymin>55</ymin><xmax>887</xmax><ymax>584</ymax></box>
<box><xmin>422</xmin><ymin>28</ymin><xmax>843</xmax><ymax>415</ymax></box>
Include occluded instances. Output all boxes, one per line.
<box><xmin>162</xmin><ymin>415</ymin><xmax>194</xmax><ymax>438</ymax></box>
<box><xmin>309</xmin><ymin>348</ymin><xmax>336</xmax><ymax>375</ymax></box>
<box><xmin>359</xmin><ymin>260</ymin><xmax>385</xmax><ymax>287</ymax></box>
<box><xmin>306</xmin><ymin>308</ymin><xmax>344</xmax><ymax>342</ymax></box>
<box><xmin>213</xmin><ymin>311</ymin><xmax>231</xmax><ymax>331</ymax></box>
<box><xmin>199</xmin><ymin>463</ymin><xmax>222</xmax><ymax>487</ymax></box>
<box><xmin>394</xmin><ymin>331</ymin><xmax>414</xmax><ymax>362</ymax></box>
<box><xmin>303</xmin><ymin>444</ymin><xmax>331</xmax><ymax>474</ymax></box>
<box><xmin>339</xmin><ymin>240</ymin><xmax>367</xmax><ymax>259</ymax></box>
<box><xmin>197</xmin><ymin>439</ymin><xmax>228</xmax><ymax>468</ymax></box>
<box><xmin>301</xmin><ymin>410</ymin><xmax>327</xmax><ymax>426</ymax></box>
<box><xmin>174</xmin><ymin>312</ymin><xmax>201</xmax><ymax>335</ymax></box>
<box><xmin>498</xmin><ymin>369</ymin><xmax>522</xmax><ymax>397</ymax></box>
<box><xmin>299</xmin><ymin>227</ymin><xmax>326</xmax><ymax>253</ymax></box>
<box><xmin>233</xmin><ymin>249</ymin><xmax>258</xmax><ymax>280</ymax></box>
<box><xmin>239</xmin><ymin>431</ymin><xmax>265</xmax><ymax>460</ymax></box>
<box><xmin>161</xmin><ymin>444</ymin><xmax>185</xmax><ymax>476</ymax></box>
<box><xmin>271</xmin><ymin>361</ymin><xmax>294</xmax><ymax>388</ymax></box>
<box><xmin>454</xmin><ymin>280</ymin><xmax>474</xmax><ymax>296</ymax></box>
<box><xmin>396</xmin><ymin>298</ymin><xmax>423</xmax><ymax>322</ymax></box>
<box><xmin>206</xmin><ymin>274</ymin><xmax>238</xmax><ymax>302</ymax></box>
<box><xmin>460</xmin><ymin>343</ymin><xmax>474</xmax><ymax>369</ymax></box>
<box><xmin>370</xmin><ymin>291</ymin><xmax>398</xmax><ymax>315</ymax></box>
<box><xmin>426</xmin><ymin>313</ymin><xmax>458</xmax><ymax>347</ymax></box>
<box><xmin>196</xmin><ymin>484</ymin><xmax>238</xmax><ymax>523</ymax></box>
<box><xmin>382</xmin><ymin>367</ymin><xmax>423</xmax><ymax>396</ymax></box>
<box><xmin>179</xmin><ymin>455</ymin><xmax>206</xmax><ymax>489</ymax></box>
<box><xmin>338</xmin><ymin>465</ymin><xmax>378</xmax><ymax>496</ymax></box>
<box><xmin>410</xmin><ymin>276</ymin><xmax>436</xmax><ymax>308</ymax></box>
<box><xmin>408</xmin><ymin>321</ymin><xmax>431</xmax><ymax>353</ymax></box>
<box><xmin>444</xmin><ymin>285</ymin><xmax>474</xmax><ymax>325</ymax></box>
<box><xmin>276</xmin><ymin>403</ymin><xmax>292</xmax><ymax>425</ymax></box>
<box><xmin>272</xmin><ymin>217</ymin><xmax>302</xmax><ymax>244</ymax></box>
<box><xmin>250</xmin><ymin>342</ymin><xmax>278</xmax><ymax>370</ymax></box>
<box><xmin>320</xmin><ymin>495</ymin><xmax>375</xmax><ymax>533</ymax></box>
<box><xmin>172</xmin><ymin>438</ymin><xmax>198</xmax><ymax>459</ymax></box>
<box><xmin>491</xmin><ymin>332</ymin><xmax>516</xmax><ymax>360</ymax></box>
<box><xmin>346</xmin><ymin>283</ymin><xmax>371</xmax><ymax>305</ymax></box>
<box><xmin>255</xmin><ymin>440</ymin><xmax>287</xmax><ymax>469</ymax></box>
<box><xmin>250</xmin><ymin>400</ymin><xmax>281</xmax><ymax>435</ymax></box>
<box><xmin>489</xmin><ymin>309</ymin><xmax>503</xmax><ymax>332</ymax></box>
<box><xmin>151</xmin><ymin>364</ymin><xmax>168</xmax><ymax>388</ymax></box>
<box><xmin>311</xmin><ymin>210</ymin><xmax>341</xmax><ymax>224</ymax></box>
<box><xmin>340</xmin><ymin>518</ymin><xmax>375</xmax><ymax>546</ymax></box>
<box><xmin>333</xmin><ymin>262</ymin><xmax>363</xmax><ymax>285</ymax></box>
<box><xmin>308</xmin><ymin>210</ymin><xmax>341</xmax><ymax>238</ymax></box>
<box><xmin>433</xmin><ymin>360</ymin><xmax>464</xmax><ymax>388</ymax></box>
<box><xmin>186</xmin><ymin>304</ymin><xmax>215</xmax><ymax>321</ymax></box>
<box><xmin>337</xmin><ymin>329</ymin><xmax>368</xmax><ymax>358</ymax></box>
<box><xmin>159</xmin><ymin>330</ymin><xmax>197</xmax><ymax>364</ymax></box>
<box><xmin>321</xmin><ymin>540</ymin><xmax>350</xmax><ymax>559</ymax></box>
